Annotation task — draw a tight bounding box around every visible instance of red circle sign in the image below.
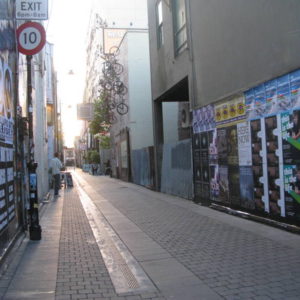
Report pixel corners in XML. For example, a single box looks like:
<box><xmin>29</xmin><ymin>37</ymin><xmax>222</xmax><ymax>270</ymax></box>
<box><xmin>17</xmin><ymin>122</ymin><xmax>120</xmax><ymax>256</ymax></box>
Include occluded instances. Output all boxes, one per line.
<box><xmin>17</xmin><ymin>22</ymin><xmax>46</xmax><ymax>56</ymax></box>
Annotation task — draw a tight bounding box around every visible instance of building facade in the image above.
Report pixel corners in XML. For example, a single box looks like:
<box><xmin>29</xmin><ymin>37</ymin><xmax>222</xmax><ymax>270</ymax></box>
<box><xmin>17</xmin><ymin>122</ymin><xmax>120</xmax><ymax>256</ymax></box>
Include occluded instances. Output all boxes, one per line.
<box><xmin>148</xmin><ymin>0</ymin><xmax>300</xmax><ymax>223</ymax></box>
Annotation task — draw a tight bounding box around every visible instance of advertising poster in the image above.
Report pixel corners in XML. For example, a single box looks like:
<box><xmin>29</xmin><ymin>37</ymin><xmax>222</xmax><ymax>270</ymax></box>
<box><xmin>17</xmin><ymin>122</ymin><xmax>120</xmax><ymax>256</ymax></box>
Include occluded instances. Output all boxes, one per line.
<box><xmin>277</xmin><ymin>74</ymin><xmax>291</xmax><ymax>112</ymax></box>
<box><xmin>281</xmin><ymin>110</ymin><xmax>300</xmax><ymax>165</ymax></box>
<box><xmin>245</xmin><ymin>89</ymin><xmax>255</xmax><ymax>120</ymax></box>
<box><xmin>229</xmin><ymin>165</ymin><xmax>240</xmax><ymax>206</ymax></box>
<box><xmin>218</xmin><ymin>165</ymin><xmax>229</xmax><ymax>204</ymax></box>
<box><xmin>0</xmin><ymin>16</ymin><xmax>16</xmax><ymax>237</ymax></box>
<box><xmin>193</xmin><ymin>132</ymin><xmax>211</xmax><ymax>203</ymax></box>
<box><xmin>192</xmin><ymin>104</ymin><xmax>215</xmax><ymax>134</ymax></box>
<box><xmin>265</xmin><ymin>116</ymin><xmax>282</xmax><ymax>216</ymax></box>
<box><xmin>251</xmin><ymin>119</ymin><xmax>268</xmax><ymax>212</ymax></box>
<box><xmin>237</xmin><ymin>122</ymin><xmax>252</xmax><ymax>166</ymax></box>
<box><xmin>290</xmin><ymin>70</ymin><xmax>300</xmax><ymax>109</ymax></box>
<box><xmin>265</xmin><ymin>79</ymin><xmax>277</xmax><ymax>115</ymax></box>
<box><xmin>227</xmin><ymin>125</ymin><xmax>239</xmax><ymax>166</ymax></box>
<box><xmin>208</xmin><ymin>130</ymin><xmax>219</xmax><ymax>201</ymax></box>
<box><xmin>239</xmin><ymin>166</ymin><xmax>255</xmax><ymax>210</ymax></box>
<box><xmin>253</xmin><ymin>85</ymin><xmax>266</xmax><ymax>119</ymax></box>
<box><xmin>200</xmin><ymin>132</ymin><xmax>210</xmax><ymax>202</ymax></box>
<box><xmin>283</xmin><ymin>165</ymin><xmax>300</xmax><ymax>221</ymax></box>
<box><xmin>210</xmin><ymin>165</ymin><xmax>219</xmax><ymax>202</ymax></box>
<box><xmin>215</xmin><ymin>95</ymin><xmax>245</xmax><ymax>127</ymax></box>
<box><xmin>217</xmin><ymin>128</ymin><xmax>227</xmax><ymax>165</ymax></box>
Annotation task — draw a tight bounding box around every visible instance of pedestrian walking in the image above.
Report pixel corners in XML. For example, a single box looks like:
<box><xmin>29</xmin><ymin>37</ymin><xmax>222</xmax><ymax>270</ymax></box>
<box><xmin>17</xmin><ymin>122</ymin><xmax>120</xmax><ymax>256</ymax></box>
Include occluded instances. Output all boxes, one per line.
<box><xmin>50</xmin><ymin>152</ymin><xmax>63</xmax><ymax>196</ymax></box>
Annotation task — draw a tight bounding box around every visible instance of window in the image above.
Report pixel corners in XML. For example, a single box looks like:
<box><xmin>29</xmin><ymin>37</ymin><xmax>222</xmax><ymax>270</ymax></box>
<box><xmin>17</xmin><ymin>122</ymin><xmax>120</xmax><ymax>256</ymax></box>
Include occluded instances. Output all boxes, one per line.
<box><xmin>156</xmin><ymin>1</ymin><xmax>164</xmax><ymax>48</ymax></box>
<box><xmin>172</xmin><ymin>0</ymin><xmax>187</xmax><ymax>55</ymax></box>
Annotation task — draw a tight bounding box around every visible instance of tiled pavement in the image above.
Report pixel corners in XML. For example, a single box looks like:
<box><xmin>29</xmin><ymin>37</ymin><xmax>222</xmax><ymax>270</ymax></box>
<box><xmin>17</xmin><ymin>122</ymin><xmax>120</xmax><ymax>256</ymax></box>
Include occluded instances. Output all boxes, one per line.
<box><xmin>78</xmin><ymin>171</ymin><xmax>300</xmax><ymax>300</ymax></box>
<box><xmin>1</xmin><ymin>169</ymin><xmax>300</xmax><ymax>300</ymax></box>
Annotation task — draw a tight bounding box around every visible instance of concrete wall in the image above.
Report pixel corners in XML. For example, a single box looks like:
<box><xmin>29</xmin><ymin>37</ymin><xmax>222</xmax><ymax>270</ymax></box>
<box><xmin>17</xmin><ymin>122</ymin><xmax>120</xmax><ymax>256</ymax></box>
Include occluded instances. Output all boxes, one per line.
<box><xmin>161</xmin><ymin>139</ymin><xmax>193</xmax><ymax>199</ymax></box>
<box><xmin>148</xmin><ymin>0</ymin><xmax>300</xmax><ymax>106</ymax></box>
<box><xmin>189</xmin><ymin>0</ymin><xmax>300</xmax><ymax>107</ymax></box>
<box><xmin>147</xmin><ymin>0</ymin><xmax>190</xmax><ymax>101</ymax></box>
<box><xmin>131</xmin><ymin>147</ymin><xmax>154</xmax><ymax>188</ymax></box>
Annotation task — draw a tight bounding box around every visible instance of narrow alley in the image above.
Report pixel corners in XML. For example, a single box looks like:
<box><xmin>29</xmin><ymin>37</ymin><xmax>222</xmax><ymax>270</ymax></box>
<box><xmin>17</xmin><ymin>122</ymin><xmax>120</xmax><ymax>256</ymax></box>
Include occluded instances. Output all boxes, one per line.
<box><xmin>1</xmin><ymin>170</ymin><xmax>300</xmax><ymax>300</ymax></box>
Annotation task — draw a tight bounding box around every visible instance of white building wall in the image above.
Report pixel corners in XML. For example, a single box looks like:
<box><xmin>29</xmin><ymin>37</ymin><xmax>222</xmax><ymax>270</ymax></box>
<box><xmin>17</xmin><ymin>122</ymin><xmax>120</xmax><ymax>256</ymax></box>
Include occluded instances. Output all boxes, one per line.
<box><xmin>127</xmin><ymin>32</ymin><xmax>153</xmax><ymax>150</ymax></box>
<box><xmin>33</xmin><ymin>51</ymin><xmax>49</xmax><ymax>200</ymax></box>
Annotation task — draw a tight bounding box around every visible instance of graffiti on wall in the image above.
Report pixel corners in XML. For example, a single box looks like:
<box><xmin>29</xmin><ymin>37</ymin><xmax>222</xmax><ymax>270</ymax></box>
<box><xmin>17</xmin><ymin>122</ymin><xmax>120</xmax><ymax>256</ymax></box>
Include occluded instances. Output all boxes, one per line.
<box><xmin>193</xmin><ymin>69</ymin><xmax>300</xmax><ymax>222</ymax></box>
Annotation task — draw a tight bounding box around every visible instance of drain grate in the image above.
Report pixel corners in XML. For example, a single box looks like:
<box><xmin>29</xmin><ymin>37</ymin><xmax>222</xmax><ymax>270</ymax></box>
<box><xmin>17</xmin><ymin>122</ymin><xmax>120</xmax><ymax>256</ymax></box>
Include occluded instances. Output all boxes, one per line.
<box><xmin>74</xmin><ymin>176</ymin><xmax>156</xmax><ymax>295</ymax></box>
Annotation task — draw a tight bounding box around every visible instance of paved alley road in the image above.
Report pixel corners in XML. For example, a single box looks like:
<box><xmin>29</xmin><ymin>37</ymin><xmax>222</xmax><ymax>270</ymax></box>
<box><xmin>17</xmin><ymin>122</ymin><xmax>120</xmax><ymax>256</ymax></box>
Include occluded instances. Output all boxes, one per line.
<box><xmin>2</xmin><ymin>169</ymin><xmax>300</xmax><ymax>300</ymax></box>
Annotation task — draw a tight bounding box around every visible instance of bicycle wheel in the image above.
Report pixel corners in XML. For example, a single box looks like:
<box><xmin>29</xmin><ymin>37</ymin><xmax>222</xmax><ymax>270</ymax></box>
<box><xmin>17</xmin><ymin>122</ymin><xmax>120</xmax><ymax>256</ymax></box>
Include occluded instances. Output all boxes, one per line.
<box><xmin>113</xmin><ymin>63</ymin><xmax>123</xmax><ymax>75</ymax></box>
<box><xmin>116</xmin><ymin>103</ymin><xmax>129</xmax><ymax>115</ymax></box>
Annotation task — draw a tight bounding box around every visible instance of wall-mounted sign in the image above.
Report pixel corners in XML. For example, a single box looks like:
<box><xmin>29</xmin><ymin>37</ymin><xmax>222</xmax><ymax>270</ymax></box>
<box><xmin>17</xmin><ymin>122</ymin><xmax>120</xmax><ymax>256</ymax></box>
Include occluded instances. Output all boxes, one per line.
<box><xmin>77</xmin><ymin>103</ymin><xmax>94</xmax><ymax>121</ymax></box>
<box><xmin>16</xmin><ymin>0</ymin><xmax>48</xmax><ymax>20</ymax></box>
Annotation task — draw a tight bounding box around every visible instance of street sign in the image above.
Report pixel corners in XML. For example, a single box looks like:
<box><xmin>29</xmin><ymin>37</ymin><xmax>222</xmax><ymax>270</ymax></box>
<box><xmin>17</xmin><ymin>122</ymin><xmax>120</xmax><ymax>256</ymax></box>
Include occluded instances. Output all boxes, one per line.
<box><xmin>17</xmin><ymin>22</ymin><xmax>46</xmax><ymax>56</ymax></box>
<box><xmin>16</xmin><ymin>0</ymin><xmax>48</xmax><ymax>20</ymax></box>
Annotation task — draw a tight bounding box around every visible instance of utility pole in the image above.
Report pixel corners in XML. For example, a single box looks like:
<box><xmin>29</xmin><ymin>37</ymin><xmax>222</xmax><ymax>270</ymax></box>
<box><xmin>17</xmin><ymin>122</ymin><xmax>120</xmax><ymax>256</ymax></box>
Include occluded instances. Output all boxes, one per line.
<box><xmin>26</xmin><ymin>55</ymin><xmax>42</xmax><ymax>240</ymax></box>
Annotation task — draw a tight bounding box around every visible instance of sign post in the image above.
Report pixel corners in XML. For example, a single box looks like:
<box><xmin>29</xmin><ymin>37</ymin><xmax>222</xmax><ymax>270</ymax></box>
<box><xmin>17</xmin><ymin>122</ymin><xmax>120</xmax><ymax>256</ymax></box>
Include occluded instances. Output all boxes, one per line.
<box><xmin>17</xmin><ymin>22</ymin><xmax>46</xmax><ymax>240</ymax></box>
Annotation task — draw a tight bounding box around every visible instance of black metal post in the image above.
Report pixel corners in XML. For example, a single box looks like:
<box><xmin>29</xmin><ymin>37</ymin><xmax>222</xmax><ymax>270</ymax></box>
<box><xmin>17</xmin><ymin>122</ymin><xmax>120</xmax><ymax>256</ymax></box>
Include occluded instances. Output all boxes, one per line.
<box><xmin>27</xmin><ymin>55</ymin><xmax>42</xmax><ymax>240</ymax></box>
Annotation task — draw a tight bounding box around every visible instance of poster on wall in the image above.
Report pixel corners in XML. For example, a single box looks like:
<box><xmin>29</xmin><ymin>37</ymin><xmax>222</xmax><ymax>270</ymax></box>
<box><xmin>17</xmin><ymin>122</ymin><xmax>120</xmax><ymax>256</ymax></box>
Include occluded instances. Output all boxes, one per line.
<box><xmin>281</xmin><ymin>110</ymin><xmax>300</xmax><ymax>220</ymax></box>
<box><xmin>251</xmin><ymin>119</ymin><xmax>269</xmax><ymax>213</ymax></box>
<box><xmin>215</xmin><ymin>95</ymin><xmax>245</xmax><ymax>127</ymax></box>
<box><xmin>237</xmin><ymin>122</ymin><xmax>252</xmax><ymax>166</ymax></box>
<box><xmin>265</xmin><ymin>115</ymin><xmax>284</xmax><ymax>217</ymax></box>
<box><xmin>277</xmin><ymin>74</ymin><xmax>291</xmax><ymax>112</ymax></box>
<box><xmin>283</xmin><ymin>165</ymin><xmax>300</xmax><ymax>221</ymax></box>
<box><xmin>217</xmin><ymin>128</ymin><xmax>227</xmax><ymax>165</ymax></box>
<box><xmin>218</xmin><ymin>165</ymin><xmax>229</xmax><ymax>204</ymax></box>
<box><xmin>229</xmin><ymin>165</ymin><xmax>240</xmax><ymax>206</ymax></box>
<box><xmin>281</xmin><ymin>110</ymin><xmax>300</xmax><ymax>165</ymax></box>
<box><xmin>208</xmin><ymin>130</ymin><xmax>219</xmax><ymax>201</ymax></box>
<box><xmin>0</xmin><ymin>16</ymin><xmax>16</xmax><ymax>236</ymax></box>
<box><xmin>239</xmin><ymin>166</ymin><xmax>254</xmax><ymax>210</ymax></box>
<box><xmin>290</xmin><ymin>70</ymin><xmax>300</xmax><ymax>109</ymax></box>
<box><xmin>227</xmin><ymin>125</ymin><xmax>239</xmax><ymax>166</ymax></box>
<box><xmin>265</xmin><ymin>79</ymin><xmax>277</xmax><ymax>115</ymax></box>
<box><xmin>192</xmin><ymin>104</ymin><xmax>215</xmax><ymax>134</ymax></box>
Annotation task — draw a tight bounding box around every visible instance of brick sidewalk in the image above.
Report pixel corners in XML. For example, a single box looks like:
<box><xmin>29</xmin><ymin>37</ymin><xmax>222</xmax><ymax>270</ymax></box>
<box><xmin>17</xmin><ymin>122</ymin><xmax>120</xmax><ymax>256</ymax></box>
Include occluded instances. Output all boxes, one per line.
<box><xmin>56</xmin><ymin>184</ymin><xmax>164</xmax><ymax>300</ymax></box>
<box><xmin>78</xmin><ymin>170</ymin><xmax>300</xmax><ymax>300</ymax></box>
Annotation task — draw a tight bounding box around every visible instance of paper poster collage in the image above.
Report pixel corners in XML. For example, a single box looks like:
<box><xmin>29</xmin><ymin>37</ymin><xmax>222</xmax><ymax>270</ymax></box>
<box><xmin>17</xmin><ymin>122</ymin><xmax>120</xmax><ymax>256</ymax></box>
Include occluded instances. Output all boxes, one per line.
<box><xmin>0</xmin><ymin>17</ymin><xmax>16</xmax><ymax>235</ymax></box>
<box><xmin>193</xmin><ymin>69</ymin><xmax>300</xmax><ymax>222</ymax></box>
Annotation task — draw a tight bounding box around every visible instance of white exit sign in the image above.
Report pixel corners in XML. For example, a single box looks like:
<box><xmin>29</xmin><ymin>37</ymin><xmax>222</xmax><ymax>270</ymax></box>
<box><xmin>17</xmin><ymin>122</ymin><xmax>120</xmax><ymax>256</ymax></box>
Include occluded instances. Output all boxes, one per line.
<box><xmin>16</xmin><ymin>0</ymin><xmax>48</xmax><ymax>20</ymax></box>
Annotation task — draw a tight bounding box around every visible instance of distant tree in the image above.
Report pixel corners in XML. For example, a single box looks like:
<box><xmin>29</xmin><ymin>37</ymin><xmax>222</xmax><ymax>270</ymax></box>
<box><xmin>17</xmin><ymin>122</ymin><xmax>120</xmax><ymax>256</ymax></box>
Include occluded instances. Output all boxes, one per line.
<box><xmin>87</xmin><ymin>150</ymin><xmax>100</xmax><ymax>164</ymax></box>
<box><xmin>89</xmin><ymin>96</ymin><xmax>110</xmax><ymax>135</ymax></box>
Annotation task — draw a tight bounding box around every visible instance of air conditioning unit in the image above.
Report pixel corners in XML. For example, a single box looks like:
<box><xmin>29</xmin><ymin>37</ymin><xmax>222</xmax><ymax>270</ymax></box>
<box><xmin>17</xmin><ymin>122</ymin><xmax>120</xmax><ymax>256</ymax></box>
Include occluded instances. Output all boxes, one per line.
<box><xmin>181</xmin><ymin>103</ymin><xmax>190</xmax><ymax>128</ymax></box>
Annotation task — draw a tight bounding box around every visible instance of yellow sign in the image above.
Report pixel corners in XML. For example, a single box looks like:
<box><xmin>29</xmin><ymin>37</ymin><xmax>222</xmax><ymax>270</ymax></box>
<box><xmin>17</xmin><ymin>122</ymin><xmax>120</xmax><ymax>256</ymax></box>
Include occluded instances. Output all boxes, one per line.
<box><xmin>215</xmin><ymin>95</ymin><xmax>246</xmax><ymax>127</ymax></box>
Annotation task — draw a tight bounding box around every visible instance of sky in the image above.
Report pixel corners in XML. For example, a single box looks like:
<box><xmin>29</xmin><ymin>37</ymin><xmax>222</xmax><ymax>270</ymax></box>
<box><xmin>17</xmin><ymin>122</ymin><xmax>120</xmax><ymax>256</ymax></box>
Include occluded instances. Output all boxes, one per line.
<box><xmin>46</xmin><ymin>0</ymin><xmax>93</xmax><ymax>147</ymax></box>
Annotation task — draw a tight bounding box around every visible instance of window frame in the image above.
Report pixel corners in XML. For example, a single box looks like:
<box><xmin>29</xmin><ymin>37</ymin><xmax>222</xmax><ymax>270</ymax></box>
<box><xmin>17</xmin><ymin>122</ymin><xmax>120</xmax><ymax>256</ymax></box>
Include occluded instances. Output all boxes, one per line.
<box><xmin>172</xmin><ymin>0</ymin><xmax>188</xmax><ymax>56</ymax></box>
<box><xmin>156</xmin><ymin>1</ymin><xmax>164</xmax><ymax>49</ymax></box>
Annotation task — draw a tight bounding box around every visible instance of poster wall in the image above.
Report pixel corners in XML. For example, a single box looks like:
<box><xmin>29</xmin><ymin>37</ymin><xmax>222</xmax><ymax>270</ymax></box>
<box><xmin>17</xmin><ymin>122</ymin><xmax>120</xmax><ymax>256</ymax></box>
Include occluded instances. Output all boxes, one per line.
<box><xmin>0</xmin><ymin>4</ymin><xmax>18</xmax><ymax>254</ymax></box>
<box><xmin>192</xmin><ymin>68</ymin><xmax>300</xmax><ymax>223</ymax></box>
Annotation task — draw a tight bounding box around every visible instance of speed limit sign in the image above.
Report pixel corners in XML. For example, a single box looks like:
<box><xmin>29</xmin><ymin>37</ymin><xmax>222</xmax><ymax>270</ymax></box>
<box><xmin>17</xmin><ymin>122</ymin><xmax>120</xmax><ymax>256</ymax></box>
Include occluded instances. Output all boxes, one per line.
<box><xmin>17</xmin><ymin>22</ymin><xmax>46</xmax><ymax>55</ymax></box>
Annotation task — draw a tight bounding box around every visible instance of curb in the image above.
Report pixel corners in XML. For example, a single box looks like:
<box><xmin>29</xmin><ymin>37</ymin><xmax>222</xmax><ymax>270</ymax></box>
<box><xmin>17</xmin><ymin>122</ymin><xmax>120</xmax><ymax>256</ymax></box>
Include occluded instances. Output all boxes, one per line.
<box><xmin>210</xmin><ymin>203</ymin><xmax>300</xmax><ymax>234</ymax></box>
